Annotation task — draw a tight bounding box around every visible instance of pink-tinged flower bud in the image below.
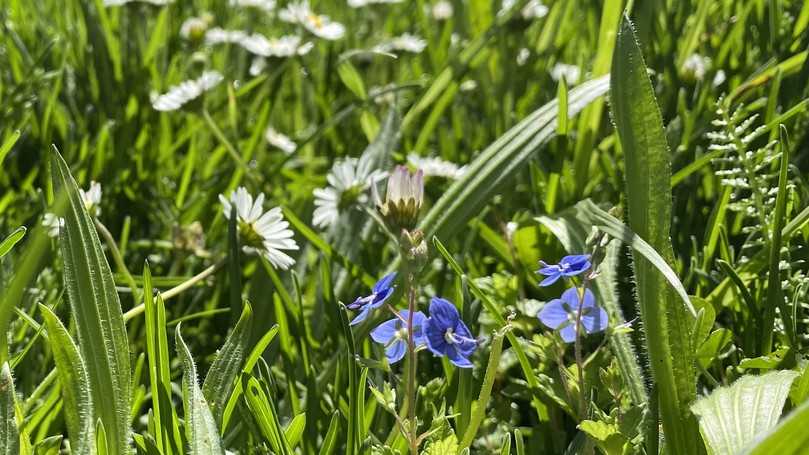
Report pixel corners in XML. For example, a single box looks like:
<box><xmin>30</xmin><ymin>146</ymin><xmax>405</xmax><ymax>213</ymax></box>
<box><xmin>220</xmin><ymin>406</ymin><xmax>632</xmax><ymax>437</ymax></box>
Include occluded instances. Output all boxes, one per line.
<box><xmin>376</xmin><ymin>166</ymin><xmax>424</xmax><ymax>232</ymax></box>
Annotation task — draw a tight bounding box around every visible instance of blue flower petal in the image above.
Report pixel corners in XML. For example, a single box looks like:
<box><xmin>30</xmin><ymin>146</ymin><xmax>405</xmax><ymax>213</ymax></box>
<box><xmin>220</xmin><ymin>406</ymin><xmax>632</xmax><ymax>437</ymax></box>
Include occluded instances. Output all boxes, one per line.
<box><xmin>581</xmin><ymin>306</ymin><xmax>609</xmax><ymax>334</ymax></box>
<box><xmin>560</xmin><ymin>287</ymin><xmax>596</xmax><ymax>311</ymax></box>
<box><xmin>370</xmin><ymin>318</ymin><xmax>400</xmax><ymax>344</ymax></box>
<box><xmin>349</xmin><ymin>306</ymin><xmax>372</xmax><ymax>326</ymax></box>
<box><xmin>424</xmin><ymin>318</ymin><xmax>448</xmax><ymax>356</ymax></box>
<box><xmin>385</xmin><ymin>340</ymin><xmax>407</xmax><ymax>364</ymax></box>
<box><xmin>537</xmin><ymin>264</ymin><xmax>562</xmax><ymax>276</ymax></box>
<box><xmin>559</xmin><ymin>324</ymin><xmax>577</xmax><ymax>343</ymax></box>
<box><xmin>445</xmin><ymin>345</ymin><xmax>473</xmax><ymax>368</ymax></box>
<box><xmin>538</xmin><ymin>299</ymin><xmax>569</xmax><ymax>329</ymax></box>
<box><xmin>347</xmin><ymin>294</ymin><xmax>373</xmax><ymax>310</ymax></box>
<box><xmin>539</xmin><ymin>273</ymin><xmax>562</xmax><ymax>287</ymax></box>
<box><xmin>428</xmin><ymin>297</ymin><xmax>460</xmax><ymax>329</ymax></box>
<box><xmin>370</xmin><ymin>287</ymin><xmax>394</xmax><ymax>309</ymax></box>
<box><xmin>373</xmin><ymin>272</ymin><xmax>397</xmax><ymax>294</ymax></box>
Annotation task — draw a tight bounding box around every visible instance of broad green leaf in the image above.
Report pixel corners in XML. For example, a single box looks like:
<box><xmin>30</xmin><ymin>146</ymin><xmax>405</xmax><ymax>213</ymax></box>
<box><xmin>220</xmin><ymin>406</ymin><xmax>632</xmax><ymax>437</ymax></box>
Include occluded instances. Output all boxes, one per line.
<box><xmin>0</xmin><ymin>227</ymin><xmax>25</xmax><ymax>259</ymax></box>
<box><xmin>419</xmin><ymin>75</ymin><xmax>609</xmax><ymax>243</ymax></box>
<box><xmin>175</xmin><ymin>325</ymin><xmax>225</xmax><ymax>455</ymax></box>
<box><xmin>50</xmin><ymin>149</ymin><xmax>131</xmax><ymax>454</ymax></box>
<box><xmin>741</xmin><ymin>395</ymin><xmax>809</xmax><ymax>454</ymax></box>
<box><xmin>691</xmin><ymin>370</ymin><xmax>798</xmax><ymax>455</ymax></box>
<box><xmin>40</xmin><ymin>305</ymin><xmax>94</xmax><ymax>455</ymax></box>
<box><xmin>202</xmin><ymin>302</ymin><xmax>254</xmax><ymax>426</ymax></box>
<box><xmin>610</xmin><ymin>16</ymin><xmax>699</xmax><ymax>454</ymax></box>
<box><xmin>0</xmin><ymin>363</ymin><xmax>19</xmax><ymax>455</ymax></box>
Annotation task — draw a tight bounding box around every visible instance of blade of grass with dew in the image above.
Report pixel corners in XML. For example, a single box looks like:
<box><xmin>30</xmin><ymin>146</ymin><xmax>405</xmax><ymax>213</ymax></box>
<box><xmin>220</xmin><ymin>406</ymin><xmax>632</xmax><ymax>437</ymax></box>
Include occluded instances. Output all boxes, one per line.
<box><xmin>202</xmin><ymin>302</ymin><xmax>254</xmax><ymax>427</ymax></box>
<box><xmin>610</xmin><ymin>16</ymin><xmax>700</xmax><ymax>454</ymax></box>
<box><xmin>175</xmin><ymin>325</ymin><xmax>225</xmax><ymax>454</ymax></box>
<box><xmin>50</xmin><ymin>148</ymin><xmax>131</xmax><ymax>454</ymax></box>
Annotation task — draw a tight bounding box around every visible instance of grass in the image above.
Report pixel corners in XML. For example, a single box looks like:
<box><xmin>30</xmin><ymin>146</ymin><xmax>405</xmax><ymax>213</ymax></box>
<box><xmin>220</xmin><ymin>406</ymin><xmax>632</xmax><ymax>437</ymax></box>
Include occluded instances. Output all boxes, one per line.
<box><xmin>1</xmin><ymin>0</ymin><xmax>809</xmax><ymax>453</ymax></box>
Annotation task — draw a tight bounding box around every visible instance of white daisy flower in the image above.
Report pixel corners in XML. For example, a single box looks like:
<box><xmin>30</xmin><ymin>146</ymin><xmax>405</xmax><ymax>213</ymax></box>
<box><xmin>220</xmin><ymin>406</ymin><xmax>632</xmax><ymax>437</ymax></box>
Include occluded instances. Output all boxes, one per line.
<box><xmin>373</xmin><ymin>33</ymin><xmax>427</xmax><ymax>54</ymax></box>
<box><xmin>498</xmin><ymin>0</ymin><xmax>548</xmax><ymax>19</ymax></box>
<box><xmin>219</xmin><ymin>187</ymin><xmax>298</xmax><ymax>270</ymax></box>
<box><xmin>549</xmin><ymin>63</ymin><xmax>580</xmax><ymax>84</ymax></box>
<box><xmin>229</xmin><ymin>0</ymin><xmax>276</xmax><ymax>12</ymax></box>
<box><xmin>682</xmin><ymin>53</ymin><xmax>711</xmax><ymax>81</ymax></box>
<box><xmin>516</xmin><ymin>47</ymin><xmax>530</xmax><ymax>66</ymax></box>
<box><xmin>312</xmin><ymin>157</ymin><xmax>386</xmax><ymax>229</ymax></box>
<box><xmin>42</xmin><ymin>213</ymin><xmax>65</xmax><ymax>238</ymax></box>
<box><xmin>80</xmin><ymin>181</ymin><xmax>102</xmax><ymax>216</ymax></box>
<box><xmin>279</xmin><ymin>1</ymin><xmax>346</xmax><ymax>41</ymax></box>
<box><xmin>431</xmin><ymin>1</ymin><xmax>453</xmax><ymax>20</ymax></box>
<box><xmin>265</xmin><ymin>127</ymin><xmax>297</xmax><ymax>154</ymax></box>
<box><xmin>348</xmin><ymin>0</ymin><xmax>402</xmax><ymax>6</ymax></box>
<box><xmin>407</xmin><ymin>154</ymin><xmax>466</xmax><ymax>179</ymax></box>
<box><xmin>151</xmin><ymin>71</ymin><xmax>224</xmax><ymax>112</ymax></box>
<box><xmin>180</xmin><ymin>17</ymin><xmax>211</xmax><ymax>40</ymax></box>
<box><xmin>205</xmin><ymin>28</ymin><xmax>314</xmax><ymax>58</ymax></box>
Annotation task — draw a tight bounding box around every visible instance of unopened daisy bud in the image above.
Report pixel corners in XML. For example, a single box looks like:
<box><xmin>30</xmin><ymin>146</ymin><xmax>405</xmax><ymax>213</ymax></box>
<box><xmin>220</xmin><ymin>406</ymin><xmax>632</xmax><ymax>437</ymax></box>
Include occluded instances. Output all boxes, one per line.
<box><xmin>376</xmin><ymin>166</ymin><xmax>424</xmax><ymax>232</ymax></box>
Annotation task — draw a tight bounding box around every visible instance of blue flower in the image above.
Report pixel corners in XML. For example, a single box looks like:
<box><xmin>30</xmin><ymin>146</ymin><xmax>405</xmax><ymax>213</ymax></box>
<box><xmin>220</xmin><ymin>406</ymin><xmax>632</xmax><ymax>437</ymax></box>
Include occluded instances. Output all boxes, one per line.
<box><xmin>370</xmin><ymin>310</ymin><xmax>427</xmax><ymax>364</ymax></box>
<box><xmin>347</xmin><ymin>272</ymin><xmax>396</xmax><ymax>326</ymax></box>
<box><xmin>536</xmin><ymin>254</ymin><xmax>592</xmax><ymax>286</ymax></box>
<box><xmin>424</xmin><ymin>297</ymin><xmax>477</xmax><ymax>368</ymax></box>
<box><xmin>537</xmin><ymin>287</ymin><xmax>608</xmax><ymax>343</ymax></box>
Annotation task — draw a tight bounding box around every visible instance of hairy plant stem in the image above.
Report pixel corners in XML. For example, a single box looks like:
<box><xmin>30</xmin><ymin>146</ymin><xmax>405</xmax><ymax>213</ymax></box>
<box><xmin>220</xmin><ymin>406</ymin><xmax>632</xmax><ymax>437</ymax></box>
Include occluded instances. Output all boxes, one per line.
<box><xmin>405</xmin><ymin>271</ymin><xmax>418</xmax><ymax>455</ymax></box>
<box><xmin>574</xmin><ymin>281</ymin><xmax>590</xmax><ymax>418</ymax></box>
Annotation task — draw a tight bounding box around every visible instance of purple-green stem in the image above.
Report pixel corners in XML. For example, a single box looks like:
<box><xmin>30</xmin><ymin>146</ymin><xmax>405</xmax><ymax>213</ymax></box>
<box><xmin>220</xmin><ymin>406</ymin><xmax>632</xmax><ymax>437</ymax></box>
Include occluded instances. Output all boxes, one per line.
<box><xmin>573</xmin><ymin>280</ymin><xmax>592</xmax><ymax>418</ymax></box>
<box><xmin>405</xmin><ymin>272</ymin><xmax>418</xmax><ymax>455</ymax></box>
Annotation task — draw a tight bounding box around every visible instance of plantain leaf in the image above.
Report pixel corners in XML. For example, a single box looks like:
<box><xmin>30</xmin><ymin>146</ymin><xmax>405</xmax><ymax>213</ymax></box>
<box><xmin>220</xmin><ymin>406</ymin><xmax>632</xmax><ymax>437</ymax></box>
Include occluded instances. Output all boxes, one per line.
<box><xmin>741</xmin><ymin>391</ymin><xmax>809</xmax><ymax>454</ymax></box>
<box><xmin>419</xmin><ymin>75</ymin><xmax>610</xmax><ymax>243</ymax></box>
<box><xmin>691</xmin><ymin>370</ymin><xmax>798</xmax><ymax>455</ymax></box>
<box><xmin>39</xmin><ymin>305</ymin><xmax>94</xmax><ymax>455</ymax></box>
<box><xmin>50</xmin><ymin>148</ymin><xmax>131</xmax><ymax>454</ymax></box>
<box><xmin>175</xmin><ymin>325</ymin><xmax>225</xmax><ymax>455</ymax></box>
<box><xmin>202</xmin><ymin>302</ymin><xmax>254</xmax><ymax>427</ymax></box>
<box><xmin>610</xmin><ymin>16</ymin><xmax>699</xmax><ymax>454</ymax></box>
<box><xmin>0</xmin><ymin>363</ymin><xmax>19</xmax><ymax>455</ymax></box>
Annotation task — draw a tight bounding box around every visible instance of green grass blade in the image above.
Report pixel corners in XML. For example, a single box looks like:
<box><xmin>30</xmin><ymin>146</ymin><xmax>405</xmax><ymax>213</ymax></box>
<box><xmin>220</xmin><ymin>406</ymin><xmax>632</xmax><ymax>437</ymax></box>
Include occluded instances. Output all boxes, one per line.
<box><xmin>610</xmin><ymin>16</ymin><xmax>700</xmax><ymax>454</ymax></box>
<box><xmin>50</xmin><ymin>148</ymin><xmax>131</xmax><ymax>454</ymax></box>
<box><xmin>40</xmin><ymin>305</ymin><xmax>94</xmax><ymax>455</ymax></box>
<box><xmin>419</xmin><ymin>75</ymin><xmax>610</xmax><ymax>242</ymax></box>
<box><xmin>0</xmin><ymin>363</ymin><xmax>19</xmax><ymax>455</ymax></box>
<box><xmin>202</xmin><ymin>302</ymin><xmax>254</xmax><ymax>427</ymax></box>
<box><xmin>317</xmin><ymin>412</ymin><xmax>340</xmax><ymax>455</ymax></box>
<box><xmin>175</xmin><ymin>325</ymin><xmax>225</xmax><ymax>455</ymax></box>
<box><xmin>0</xmin><ymin>130</ymin><xmax>20</xmax><ymax>169</ymax></box>
<box><xmin>0</xmin><ymin>227</ymin><xmax>26</xmax><ymax>259</ymax></box>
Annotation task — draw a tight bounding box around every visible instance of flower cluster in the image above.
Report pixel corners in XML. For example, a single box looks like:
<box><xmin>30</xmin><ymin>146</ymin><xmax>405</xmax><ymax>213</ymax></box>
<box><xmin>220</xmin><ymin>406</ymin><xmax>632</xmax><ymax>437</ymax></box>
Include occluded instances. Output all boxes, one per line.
<box><xmin>351</xmin><ymin>275</ymin><xmax>478</xmax><ymax>368</ymax></box>
<box><xmin>536</xmin><ymin>254</ymin><xmax>608</xmax><ymax>343</ymax></box>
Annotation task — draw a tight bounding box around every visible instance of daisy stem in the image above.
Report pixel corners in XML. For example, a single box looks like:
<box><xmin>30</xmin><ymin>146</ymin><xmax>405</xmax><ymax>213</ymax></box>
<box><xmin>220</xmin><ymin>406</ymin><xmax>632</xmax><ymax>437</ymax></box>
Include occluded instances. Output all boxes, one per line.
<box><xmin>405</xmin><ymin>272</ymin><xmax>418</xmax><ymax>455</ymax></box>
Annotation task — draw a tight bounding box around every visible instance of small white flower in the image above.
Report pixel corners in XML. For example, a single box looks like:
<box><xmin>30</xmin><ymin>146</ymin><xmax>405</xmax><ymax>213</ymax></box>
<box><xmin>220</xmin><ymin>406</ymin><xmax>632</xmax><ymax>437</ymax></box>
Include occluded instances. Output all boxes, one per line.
<box><xmin>180</xmin><ymin>17</ymin><xmax>210</xmax><ymax>40</ymax></box>
<box><xmin>104</xmin><ymin>0</ymin><xmax>172</xmax><ymax>6</ymax></box>
<box><xmin>432</xmin><ymin>1</ymin><xmax>453</xmax><ymax>20</ymax></box>
<box><xmin>682</xmin><ymin>53</ymin><xmax>711</xmax><ymax>81</ymax></box>
<box><xmin>375</xmin><ymin>166</ymin><xmax>424</xmax><ymax>230</ymax></box>
<box><xmin>79</xmin><ymin>181</ymin><xmax>102</xmax><ymax>216</ymax></box>
<box><xmin>312</xmin><ymin>157</ymin><xmax>386</xmax><ymax>228</ymax></box>
<box><xmin>348</xmin><ymin>0</ymin><xmax>402</xmax><ymax>6</ymax></box>
<box><xmin>206</xmin><ymin>28</ymin><xmax>314</xmax><ymax>58</ymax></box>
<box><xmin>516</xmin><ymin>48</ymin><xmax>530</xmax><ymax>66</ymax></box>
<box><xmin>42</xmin><ymin>213</ymin><xmax>65</xmax><ymax>238</ymax></box>
<box><xmin>407</xmin><ymin>154</ymin><xmax>466</xmax><ymax>179</ymax></box>
<box><xmin>374</xmin><ymin>33</ymin><xmax>427</xmax><ymax>54</ymax></box>
<box><xmin>713</xmin><ymin>69</ymin><xmax>726</xmax><ymax>87</ymax></box>
<box><xmin>279</xmin><ymin>1</ymin><xmax>346</xmax><ymax>41</ymax></box>
<box><xmin>265</xmin><ymin>127</ymin><xmax>297</xmax><ymax>154</ymax></box>
<box><xmin>219</xmin><ymin>187</ymin><xmax>298</xmax><ymax>270</ymax></box>
<box><xmin>550</xmin><ymin>63</ymin><xmax>580</xmax><ymax>84</ymax></box>
<box><xmin>229</xmin><ymin>0</ymin><xmax>276</xmax><ymax>12</ymax></box>
<box><xmin>459</xmin><ymin>79</ymin><xmax>477</xmax><ymax>92</ymax></box>
<box><xmin>498</xmin><ymin>0</ymin><xmax>548</xmax><ymax>19</ymax></box>
<box><xmin>151</xmin><ymin>71</ymin><xmax>224</xmax><ymax>112</ymax></box>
